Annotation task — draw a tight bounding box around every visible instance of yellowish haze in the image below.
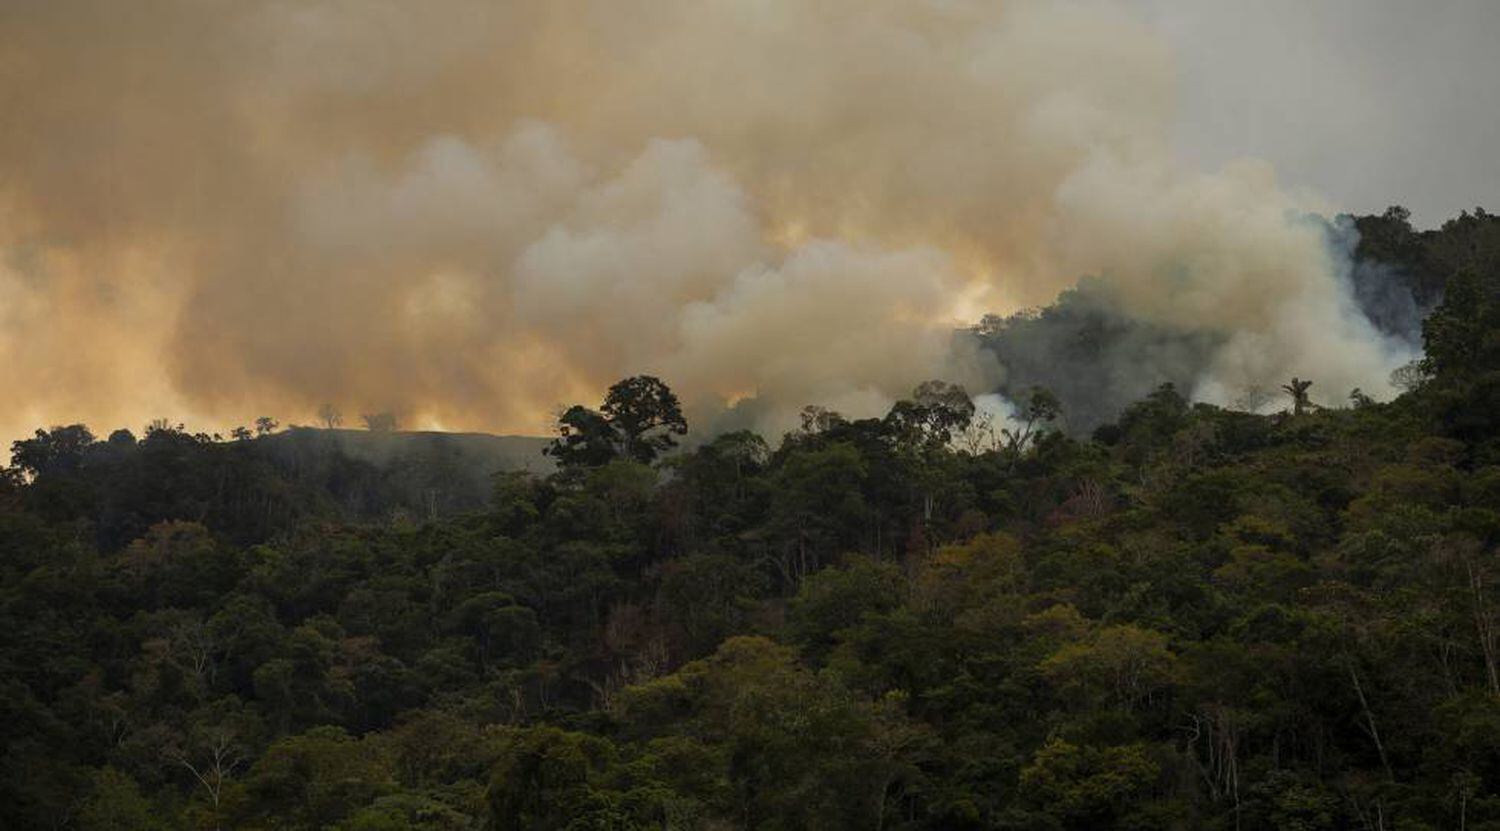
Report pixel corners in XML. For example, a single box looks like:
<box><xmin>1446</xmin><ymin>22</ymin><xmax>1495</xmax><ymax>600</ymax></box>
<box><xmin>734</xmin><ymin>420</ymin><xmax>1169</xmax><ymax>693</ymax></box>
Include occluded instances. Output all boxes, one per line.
<box><xmin>0</xmin><ymin>0</ymin><xmax>1408</xmax><ymax>442</ymax></box>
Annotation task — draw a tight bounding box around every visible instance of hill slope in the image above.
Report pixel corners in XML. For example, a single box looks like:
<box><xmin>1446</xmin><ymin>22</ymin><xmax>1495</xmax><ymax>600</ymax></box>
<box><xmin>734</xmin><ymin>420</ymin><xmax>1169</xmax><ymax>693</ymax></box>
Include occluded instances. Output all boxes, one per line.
<box><xmin>2</xmin><ymin>207</ymin><xmax>1499</xmax><ymax>829</ymax></box>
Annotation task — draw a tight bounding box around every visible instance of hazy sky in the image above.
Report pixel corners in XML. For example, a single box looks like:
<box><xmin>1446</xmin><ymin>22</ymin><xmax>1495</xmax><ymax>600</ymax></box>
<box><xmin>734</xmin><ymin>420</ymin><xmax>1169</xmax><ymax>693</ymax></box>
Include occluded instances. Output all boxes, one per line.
<box><xmin>1135</xmin><ymin>0</ymin><xmax>1500</xmax><ymax>226</ymax></box>
<box><xmin>0</xmin><ymin>0</ymin><xmax>1491</xmax><ymax>443</ymax></box>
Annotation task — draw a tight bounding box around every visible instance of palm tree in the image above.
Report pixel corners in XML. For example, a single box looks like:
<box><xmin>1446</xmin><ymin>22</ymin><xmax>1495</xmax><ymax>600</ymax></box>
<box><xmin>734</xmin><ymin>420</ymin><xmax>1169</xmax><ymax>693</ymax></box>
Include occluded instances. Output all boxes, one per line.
<box><xmin>1281</xmin><ymin>377</ymin><xmax>1313</xmax><ymax>416</ymax></box>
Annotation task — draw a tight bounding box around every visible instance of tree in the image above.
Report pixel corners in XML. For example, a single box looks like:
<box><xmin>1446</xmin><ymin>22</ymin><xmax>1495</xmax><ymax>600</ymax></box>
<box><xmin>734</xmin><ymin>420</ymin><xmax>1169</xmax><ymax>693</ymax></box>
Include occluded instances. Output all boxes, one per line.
<box><xmin>362</xmin><ymin>412</ymin><xmax>398</xmax><ymax>432</ymax></box>
<box><xmin>230</xmin><ymin>426</ymin><xmax>252</xmax><ymax>442</ymax></box>
<box><xmin>600</xmin><ymin>375</ymin><xmax>688</xmax><ymax>463</ymax></box>
<box><xmin>657</xmin><ymin>553</ymin><xmax>768</xmax><ymax>655</ymax></box>
<box><xmin>254</xmin><ymin>416</ymin><xmax>279</xmax><ymax>437</ymax></box>
<box><xmin>10</xmin><ymin>424</ymin><xmax>94</xmax><ymax>476</ymax></box>
<box><xmin>1389</xmin><ymin>360</ymin><xmax>1429</xmax><ymax>393</ymax></box>
<box><xmin>231</xmin><ymin>726</ymin><xmax>395</xmax><ymax>829</ymax></box>
<box><xmin>616</xmin><ymin>636</ymin><xmax>927</xmax><ymax>829</ymax></box>
<box><xmin>317</xmin><ymin>404</ymin><xmax>343</xmax><ymax>429</ymax></box>
<box><xmin>164</xmin><ymin>699</ymin><xmax>258</xmax><ymax>831</ymax></box>
<box><xmin>544</xmin><ymin>406</ymin><xmax>619</xmax><ymax>469</ymax></box>
<box><xmin>1232</xmin><ymin>384</ymin><xmax>1276</xmax><ymax>413</ymax></box>
<box><xmin>546</xmin><ymin>376</ymin><xmax>688</xmax><ymax>468</ymax></box>
<box><xmin>1039</xmin><ymin>623</ymin><xmax>1177</xmax><ymax>712</ymax></box>
<box><xmin>446</xmin><ymin>592</ymin><xmax>540</xmax><ymax>668</ymax></box>
<box><xmin>766</xmin><ymin>443</ymin><xmax>869</xmax><ymax>585</ymax></box>
<box><xmin>799</xmin><ymin>405</ymin><xmax>846</xmax><ymax>436</ymax></box>
<box><xmin>76</xmin><ymin>767</ymin><xmax>165</xmax><ymax>831</ymax></box>
<box><xmin>885</xmin><ymin>380</ymin><xmax>975</xmax><ymax>449</ymax></box>
<box><xmin>787</xmin><ymin>557</ymin><xmax>904</xmax><ymax>662</ymax></box>
<box><xmin>1421</xmin><ymin>267</ymin><xmax>1495</xmax><ymax>377</ymax></box>
<box><xmin>884</xmin><ymin>381</ymin><xmax>976</xmax><ymax>527</ymax></box>
<box><xmin>1019</xmin><ymin>739</ymin><xmax>1161</xmax><ymax>829</ymax></box>
<box><xmin>1002</xmin><ymin>386</ymin><xmax>1061</xmax><ymax>457</ymax></box>
<box><xmin>1281</xmin><ymin>377</ymin><xmax>1313</xmax><ymax>416</ymax></box>
<box><xmin>488</xmin><ymin>727</ymin><xmax>640</xmax><ymax>831</ymax></box>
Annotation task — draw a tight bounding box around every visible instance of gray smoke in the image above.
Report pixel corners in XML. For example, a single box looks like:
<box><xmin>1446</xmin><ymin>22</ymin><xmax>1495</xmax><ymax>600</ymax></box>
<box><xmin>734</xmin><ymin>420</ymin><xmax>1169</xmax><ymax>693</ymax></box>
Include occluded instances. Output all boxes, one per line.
<box><xmin>0</xmin><ymin>1</ymin><xmax>1416</xmax><ymax>443</ymax></box>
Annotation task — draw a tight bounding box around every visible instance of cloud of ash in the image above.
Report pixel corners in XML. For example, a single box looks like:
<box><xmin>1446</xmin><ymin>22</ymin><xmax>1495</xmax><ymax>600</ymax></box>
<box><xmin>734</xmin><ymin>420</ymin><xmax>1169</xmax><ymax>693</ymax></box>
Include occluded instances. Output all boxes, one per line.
<box><xmin>0</xmin><ymin>0</ymin><xmax>1414</xmax><ymax>442</ymax></box>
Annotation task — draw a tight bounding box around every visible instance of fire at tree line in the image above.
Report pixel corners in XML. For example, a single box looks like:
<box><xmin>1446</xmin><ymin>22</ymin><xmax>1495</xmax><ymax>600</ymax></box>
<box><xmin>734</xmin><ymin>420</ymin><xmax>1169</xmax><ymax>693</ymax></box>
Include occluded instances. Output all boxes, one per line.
<box><xmin>2</xmin><ymin>207</ymin><xmax>1500</xmax><ymax>829</ymax></box>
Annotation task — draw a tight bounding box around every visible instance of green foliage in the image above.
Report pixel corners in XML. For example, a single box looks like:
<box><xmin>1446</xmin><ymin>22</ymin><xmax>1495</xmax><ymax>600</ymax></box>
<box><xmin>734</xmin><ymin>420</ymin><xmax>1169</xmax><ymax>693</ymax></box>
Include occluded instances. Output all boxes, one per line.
<box><xmin>487</xmin><ymin>727</ymin><xmax>635</xmax><ymax>831</ymax></box>
<box><xmin>231</xmin><ymin>726</ymin><xmax>397</xmax><ymax>829</ymax></box>
<box><xmin>1018</xmin><ymin>739</ymin><xmax>1161</xmax><ymax>828</ymax></box>
<box><xmin>77</xmin><ymin>766</ymin><xmax>167</xmax><ymax>831</ymax></box>
<box><xmin>656</xmin><ymin>553</ymin><xmax>768</xmax><ymax>654</ymax></box>
<box><xmin>1039</xmin><ymin>623</ymin><xmax>1177</xmax><ymax>713</ymax></box>
<box><xmin>788</xmin><ymin>557</ymin><xmax>905</xmax><ymax>661</ymax></box>
<box><xmin>1423</xmin><ymin>267</ymin><xmax>1500</xmax><ymax>378</ymax></box>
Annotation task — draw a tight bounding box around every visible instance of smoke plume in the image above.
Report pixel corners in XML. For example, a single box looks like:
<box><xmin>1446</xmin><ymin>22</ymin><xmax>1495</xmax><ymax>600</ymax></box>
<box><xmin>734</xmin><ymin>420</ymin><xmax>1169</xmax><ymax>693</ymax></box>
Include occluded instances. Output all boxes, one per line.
<box><xmin>0</xmin><ymin>0</ymin><xmax>1414</xmax><ymax>442</ymax></box>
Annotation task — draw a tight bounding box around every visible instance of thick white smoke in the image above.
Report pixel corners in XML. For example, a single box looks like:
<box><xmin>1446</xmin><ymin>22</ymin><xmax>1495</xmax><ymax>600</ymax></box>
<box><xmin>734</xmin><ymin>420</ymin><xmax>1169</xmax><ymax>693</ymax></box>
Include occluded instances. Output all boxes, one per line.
<box><xmin>0</xmin><ymin>0</ymin><xmax>1412</xmax><ymax>441</ymax></box>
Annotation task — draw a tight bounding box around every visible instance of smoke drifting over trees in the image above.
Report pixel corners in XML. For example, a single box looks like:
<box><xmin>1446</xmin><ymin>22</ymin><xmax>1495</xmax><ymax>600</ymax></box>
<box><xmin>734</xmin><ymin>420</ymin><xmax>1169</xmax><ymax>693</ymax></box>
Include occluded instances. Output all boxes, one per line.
<box><xmin>0</xmin><ymin>1</ymin><xmax>1446</xmax><ymax>440</ymax></box>
<box><xmin>974</xmin><ymin>210</ymin><xmax>1500</xmax><ymax>430</ymax></box>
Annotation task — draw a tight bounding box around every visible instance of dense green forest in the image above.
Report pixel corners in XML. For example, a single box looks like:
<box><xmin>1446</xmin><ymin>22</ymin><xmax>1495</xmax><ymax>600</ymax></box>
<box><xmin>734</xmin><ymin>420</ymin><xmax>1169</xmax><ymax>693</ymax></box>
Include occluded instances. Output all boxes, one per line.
<box><xmin>3</xmin><ymin>208</ymin><xmax>1500</xmax><ymax>830</ymax></box>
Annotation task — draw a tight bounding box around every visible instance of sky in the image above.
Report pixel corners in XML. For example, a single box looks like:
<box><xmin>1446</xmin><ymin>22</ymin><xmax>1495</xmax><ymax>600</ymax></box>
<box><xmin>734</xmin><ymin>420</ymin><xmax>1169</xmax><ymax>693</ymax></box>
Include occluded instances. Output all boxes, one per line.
<box><xmin>0</xmin><ymin>0</ymin><xmax>1495</xmax><ymax>445</ymax></box>
<box><xmin>1135</xmin><ymin>0</ymin><xmax>1500</xmax><ymax>227</ymax></box>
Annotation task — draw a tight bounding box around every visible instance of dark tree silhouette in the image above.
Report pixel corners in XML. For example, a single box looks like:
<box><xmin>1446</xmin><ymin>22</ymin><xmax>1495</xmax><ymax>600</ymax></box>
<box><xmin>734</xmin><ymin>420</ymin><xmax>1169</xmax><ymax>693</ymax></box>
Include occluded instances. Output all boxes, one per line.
<box><xmin>10</xmin><ymin>424</ymin><xmax>95</xmax><ymax>476</ymax></box>
<box><xmin>362</xmin><ymin>412</ymin><xmax>398</xmax><ymax>432</ymax></box>
<box><xmin>544</xmin><ymin>405</ymin><xmax>620</xmax><ymax>468</ymax></box>
<box><xmin>1002</xmin><ymin>386</ymin><xmax>1061</xmax><ymax>456</ymax></box>
<box><xmin>885</xmin><ymin>380</ymin><xmax>976</xmax><ymax>448</ymax></box>
<box><xmin>1281</xmin><ymin>377</ymin><xmax>1313</xmax><ymax>416</ymax></box>
<box><xmin>317</xmin><ymin>404</ymin><xmax>344</xmax><ymax>429</ymax></box>
<box><xmin>601</xmin><ymin>375</ymin><xmax>688</xmax><ymax>463</ymax></box>
<box><xmin>546</xmin><ymin>376</ymin><xmax>688</xmax><ymax>467</ymax></box>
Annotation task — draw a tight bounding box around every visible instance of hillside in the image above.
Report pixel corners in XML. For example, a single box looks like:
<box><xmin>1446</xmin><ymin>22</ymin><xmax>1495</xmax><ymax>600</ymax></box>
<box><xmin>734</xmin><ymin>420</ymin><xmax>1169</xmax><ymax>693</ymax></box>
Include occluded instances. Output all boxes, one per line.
<box><xmin>1</xmin><ymin>208</ymin><xmax>1498</xmax><ymax>829</ymax></box>
<box><xmin>4</xmin><ymin>425</ymin><xmax>550</xmax><ymax>552</ymax></box>
<box><xmin>262</xmin><ymin>427</ymin><xmax>553</xmax><ymax>512</ymax></box>
<box><xmin>266</xmin><ymin>427</ymin><xmax>550</xmax><ymax>471</ymax></box>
